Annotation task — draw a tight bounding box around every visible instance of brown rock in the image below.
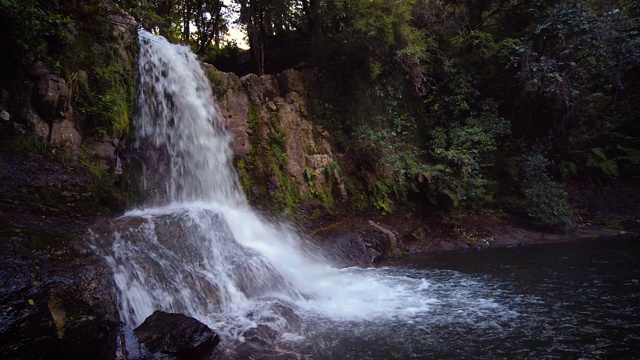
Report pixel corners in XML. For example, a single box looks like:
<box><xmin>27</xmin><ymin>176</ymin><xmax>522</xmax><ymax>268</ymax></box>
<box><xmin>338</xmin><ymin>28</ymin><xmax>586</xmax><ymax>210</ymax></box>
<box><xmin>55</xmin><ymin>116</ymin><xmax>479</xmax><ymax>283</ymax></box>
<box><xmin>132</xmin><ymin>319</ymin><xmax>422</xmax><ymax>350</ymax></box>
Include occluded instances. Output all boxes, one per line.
<box><xmin>134</xmin><ymin>311</ymin><xmax>220</xmax><ymax>360</ymax></box>
<box><xmin>212</xmin><ymin>65</ymin><xmax>346</xmax><ymax>209</ymax></box>
<box><xmin>50</xmin><ymin>116</ymin><xmax>81</xmax><ymax>154</ymax></box>
<box><xmin>306</xmin><ymin>154</ymin><xmax>333</xmax><ymax>171</ymax></box>
<box><xmin>37</xmin><ymin>74</ymin><xmax>70</xmax><ymax>119</ymax></box>
<box><xmin>277</xmin><ymin>69</ymin><xmax>306</xmax><ymax>95</ymax></box>
<box><xmin>29</xmin><ymin>60</ymin><xmax>49</xmax><ymax>77</ymax></box>
<box><xmin>21</xmin><ymin>102</ymin><xmax>50</xmax><ymax>140</ymax></box>
<box><xmin>242</xmin><ymin>74</ymin><xmax>280</xmax><ymax>104</ymax></box>
<box><xmin>86</xmin><ymin>137</ymin><xmax>117</xmax><ymax>168</ymax></box>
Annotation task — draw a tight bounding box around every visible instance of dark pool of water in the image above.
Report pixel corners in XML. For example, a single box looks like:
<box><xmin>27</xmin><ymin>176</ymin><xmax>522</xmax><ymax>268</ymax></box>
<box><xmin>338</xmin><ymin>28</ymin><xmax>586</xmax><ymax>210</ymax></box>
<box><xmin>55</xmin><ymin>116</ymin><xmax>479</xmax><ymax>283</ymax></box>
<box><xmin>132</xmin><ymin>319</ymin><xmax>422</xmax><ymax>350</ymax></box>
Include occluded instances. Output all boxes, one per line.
<box><xmin>297</xmin><ymin>236</ymin><xmax>640</xmax><ymax>359</ymax></box>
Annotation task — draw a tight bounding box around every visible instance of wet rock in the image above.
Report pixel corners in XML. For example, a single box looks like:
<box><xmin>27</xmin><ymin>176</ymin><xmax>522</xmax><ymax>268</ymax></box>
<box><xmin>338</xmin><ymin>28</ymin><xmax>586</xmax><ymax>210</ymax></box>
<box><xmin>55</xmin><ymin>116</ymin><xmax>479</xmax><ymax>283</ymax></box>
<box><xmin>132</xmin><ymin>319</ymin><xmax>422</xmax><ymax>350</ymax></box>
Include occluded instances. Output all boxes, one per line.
<box><xmin>84</xmin><ymin>136</ymin><xmax>118</xmax><ymax>169</ymax></box>
<box><xmin>271</xmin><ymin>303</ymin><xmax>302</xmax><ymax>333</ymax></box>
<box><xmin>133</xmin><ymin>311</ymin><xmax>220</xmax><ymax>360</ymax></box>
<box><xmin>50</xmin><ymin>116</ymin><xmax>81</xmax><ymax>154</ymax></box>
<box><xmin>36</xmin><ymin>74</ymin><xmax>69</xmax><ymax>119</ymax></box>
<box><xmin>242</xmin><ymin>324</ymin><xmax>279</xmax><ymax>348</ymax></box>
<box><xmin>234</xmin><ymin>324</ymin><xmax>301</xmax><ymax>360</ymax></box>
<box><xmin>0</xmin><ymin>109</ymin><xmax>10</xmax><ymax>121</ymax></box>
<box><xmin>0</xmin><ymin>240</ymin><xmax>118</xmax><ymax>359</ymax></box>
<box><xmin>29</xmin><ymin>61</ymin><xmax>49</xmax><ymax>77</ymax></box>
<box><xmin>311</xmin><ymin>228</ymin><xmax>365</xmax><ymax>266</ymax></box>
<box><xmin>234</xmin><ymin>341</ymin><xmax>300</xmax><ymax>360</ymax></box>
<box><xmin>311</xmin><ymin>218</ymin><xmax>404</xmax><ymax>266</ymax></box>
<box><xmin>52</xmin><ymin>318</ymin><xmax>152</xmax><ymax>360</ymax></box>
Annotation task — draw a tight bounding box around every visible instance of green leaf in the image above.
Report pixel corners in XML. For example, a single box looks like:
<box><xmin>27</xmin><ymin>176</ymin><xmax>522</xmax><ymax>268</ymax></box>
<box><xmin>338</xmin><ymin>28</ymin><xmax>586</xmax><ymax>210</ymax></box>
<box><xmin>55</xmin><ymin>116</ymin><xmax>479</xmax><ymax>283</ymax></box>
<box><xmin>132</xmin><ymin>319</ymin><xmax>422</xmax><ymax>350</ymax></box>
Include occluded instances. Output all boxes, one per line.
<box><xmin>443</xmin><ymin>190</ymin><xmax>459</xmax><ymax>207</ymax></box>
<box><xmin>601</xmin><ymin>160</ymin><xmax>619</xmax><ymax>176</ymax></box>
<box><xmin>591</xmin><ymin>147</ymin><xmax>607</xmax><ymax>160</ymax></box>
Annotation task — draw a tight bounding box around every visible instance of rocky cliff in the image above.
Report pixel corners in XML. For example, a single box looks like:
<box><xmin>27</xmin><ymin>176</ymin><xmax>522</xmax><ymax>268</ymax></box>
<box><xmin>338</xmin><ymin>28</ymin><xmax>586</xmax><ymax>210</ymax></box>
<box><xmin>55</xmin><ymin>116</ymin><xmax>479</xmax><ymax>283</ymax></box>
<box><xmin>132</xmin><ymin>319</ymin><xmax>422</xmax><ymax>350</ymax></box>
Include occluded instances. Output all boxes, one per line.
<box><xmin>0</xmin><ymin>1</ymin><xmax>138</xmax><ymax>164</ymax></box>
<box><xmin>204</xmin><ymin>65</ymin><xmax>348</xmax><ymax>217</ymax></box>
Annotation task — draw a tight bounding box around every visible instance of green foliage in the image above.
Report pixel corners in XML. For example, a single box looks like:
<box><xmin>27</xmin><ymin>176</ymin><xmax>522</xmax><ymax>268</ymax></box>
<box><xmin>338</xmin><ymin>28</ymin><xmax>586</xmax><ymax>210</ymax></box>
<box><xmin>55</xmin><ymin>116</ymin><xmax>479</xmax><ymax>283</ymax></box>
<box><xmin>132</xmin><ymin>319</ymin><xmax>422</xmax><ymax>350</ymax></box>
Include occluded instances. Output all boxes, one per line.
<box><xmin>248</xmin><ymin>103</ymin><xmax>260</xmax><ymax>130</ymax></box>
<box><xmin>241</xmin><ymin>102</ymin><xmax>302</xmax><ymax>213</ymax></box>
<box><xmin>60</xmin><ymin>8</ymin><xmax>138</xmax><ymax>139</ymax></box>
<box><xmin>0</xmin><ymin>0</ymin><xmax>137</xmax><ymax>139</ymax></box>
<box><xmin>76</xmin><ymin>147</ymin><xmax>138</xmax><ymax>213</ymax></box>
<box><xmin>0</xmin><ymin>0</ymin><xmax>71</xmax><ymax>79</ymax></box>
<box><xmin>303</xmin><ymin>167</ymin><xmax>318</xmax><ymax>183</ymax></box>
<box><xmin>522</xmin><ymin>152</ymin><xmax>574</xmax><ymax>228</ymax></box>
<box><xmin>588</xmin><ymin>147</ymin><xmax>619</xmax><ymax>176</ymax></box>
<box><xmin>205</xmin><ymin>67</ymin><xmax>227</xmax><ymax>97</ymax></box>
<box><xmin>425</xmin><ymin>68</ymin><xmax>511</xmax><ymax>207</ymax></box>
<box><xmin>269</xmin><ymin>130</ymin><xmax>287</xmax><ymax>147</ymax></box>
<box><xmin>351</xmin><ymin>93</ymin><xmax>426</xmax><ymax>212</ymax></box>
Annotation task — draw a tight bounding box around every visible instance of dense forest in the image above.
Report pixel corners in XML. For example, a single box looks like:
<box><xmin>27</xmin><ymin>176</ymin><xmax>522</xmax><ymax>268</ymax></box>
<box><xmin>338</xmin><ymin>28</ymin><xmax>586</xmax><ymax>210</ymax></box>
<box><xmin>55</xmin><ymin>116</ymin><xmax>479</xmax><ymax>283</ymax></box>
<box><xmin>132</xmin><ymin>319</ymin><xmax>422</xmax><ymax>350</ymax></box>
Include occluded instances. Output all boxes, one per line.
<box><xmin>2</xmin><ymin>0</ymin><xmax>639</xmax><ymax>228</ymax></box>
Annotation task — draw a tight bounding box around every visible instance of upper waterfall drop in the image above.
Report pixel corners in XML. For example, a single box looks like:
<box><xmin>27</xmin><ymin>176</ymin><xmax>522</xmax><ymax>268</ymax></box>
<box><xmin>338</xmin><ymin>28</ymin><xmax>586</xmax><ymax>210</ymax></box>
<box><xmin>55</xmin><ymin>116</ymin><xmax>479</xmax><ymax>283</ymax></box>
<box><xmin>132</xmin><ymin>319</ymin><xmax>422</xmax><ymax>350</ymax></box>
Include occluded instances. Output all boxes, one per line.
<box><xmin>136</xmin><ymin>30</ymin><xmax>245</xmax><ymax>206</ymax></box>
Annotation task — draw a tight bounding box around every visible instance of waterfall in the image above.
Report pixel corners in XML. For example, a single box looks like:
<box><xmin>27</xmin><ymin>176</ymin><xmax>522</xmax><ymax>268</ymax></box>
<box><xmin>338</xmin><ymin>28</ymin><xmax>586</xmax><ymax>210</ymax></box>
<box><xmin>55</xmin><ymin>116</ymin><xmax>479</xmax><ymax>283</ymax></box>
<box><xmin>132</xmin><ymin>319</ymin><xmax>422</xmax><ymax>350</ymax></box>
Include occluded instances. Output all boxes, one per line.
<box><xmin>91</xmin><ymin>30</ymin><xmax>514</xmax><ymax>356</ymax></box>
<box><xmin>135</xmin><ymin>30</ymin><xmax>244</xmax><ymax>205</ymax></box>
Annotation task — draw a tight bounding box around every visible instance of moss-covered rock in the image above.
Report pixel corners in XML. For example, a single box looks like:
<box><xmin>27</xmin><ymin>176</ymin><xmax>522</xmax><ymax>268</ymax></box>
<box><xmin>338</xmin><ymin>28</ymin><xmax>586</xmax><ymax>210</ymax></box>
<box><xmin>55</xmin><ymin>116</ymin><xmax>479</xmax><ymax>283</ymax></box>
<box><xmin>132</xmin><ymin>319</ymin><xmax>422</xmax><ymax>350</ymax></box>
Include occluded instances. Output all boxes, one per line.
<box><xmin>206</xmin><ymin>65</ymin><xmax>348</xmax><ymax>218</ymax></box>
<box><xmin>0</xmin><ymin>0</ymin><xmax>138</xmax><ymax>158</ymax></box>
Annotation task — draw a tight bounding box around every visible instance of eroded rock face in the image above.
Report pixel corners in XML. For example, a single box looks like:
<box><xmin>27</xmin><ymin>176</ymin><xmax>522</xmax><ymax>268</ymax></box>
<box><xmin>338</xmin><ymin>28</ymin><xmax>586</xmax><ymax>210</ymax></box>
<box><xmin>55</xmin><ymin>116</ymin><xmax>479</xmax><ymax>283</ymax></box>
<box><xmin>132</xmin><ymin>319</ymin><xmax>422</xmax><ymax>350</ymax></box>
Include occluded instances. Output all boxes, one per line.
<box><xmin>2</xmin><ymin>1</ymin><xmax>137</xmax><ymax>160</ymax></box>
<box><xmin>0</xmin><ymin>240</ymin><xmax>119</xmax><ymax>359</ymax></box>
<box><xmin>20</xmin><ymin>100</ymin><xmax>51</xmax><ymax>140</ymax></box>
<box><xmin>52</xmin><ymin>318</ymin><xmax>152</xmax><ymax>360</ymax></box>
<box><xmin>133</xmin><ymin>311</ymin><xmax>220</xmax><ymax>360</ymax></box>
<box><xmin>36</xmin><ymin>74</ymin><xmax>70</xmax><ymax>119</ymax></box>
<box><xmin>205</xmin><ymin>64</ymin><xmax>347</xmax><ymax>212</ymax></box>
<box><xmin>50</xmin><ymin>116</ymin><xmax>82</xmax><ymax>152</ymax></box>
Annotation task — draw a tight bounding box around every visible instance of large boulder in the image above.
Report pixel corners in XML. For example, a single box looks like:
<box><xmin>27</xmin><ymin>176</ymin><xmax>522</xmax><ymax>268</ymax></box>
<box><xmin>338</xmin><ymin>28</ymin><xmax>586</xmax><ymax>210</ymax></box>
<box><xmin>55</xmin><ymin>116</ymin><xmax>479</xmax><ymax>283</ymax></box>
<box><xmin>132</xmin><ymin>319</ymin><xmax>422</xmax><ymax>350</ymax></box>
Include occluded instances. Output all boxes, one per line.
<box><xmin>36</xmin><ymin>74</ymin><xmax>70</xmax><ymax>120</ymax></box>
<box><xmin>133</xmin><ymin>311</ymin><xmax>220</xmax><ymax>360</ymax></box>
<box><xmin>20</xmin><ymin>101</ymin><xmax>50</xmax><ymax>140</ymax></box>
<box><xmin>0</xmin><ymin>240</ymin><xmax>119</xmax><ymax>359</ymax></box>
<box><xmin>50</xmin><ymin>115</ymin><xmax>82</xmax><ymax>154</ymax></box>
<box><xmin>51</xmin><ymin>318</ymin><xmax>152</xmax><ymax>360</ymax></box>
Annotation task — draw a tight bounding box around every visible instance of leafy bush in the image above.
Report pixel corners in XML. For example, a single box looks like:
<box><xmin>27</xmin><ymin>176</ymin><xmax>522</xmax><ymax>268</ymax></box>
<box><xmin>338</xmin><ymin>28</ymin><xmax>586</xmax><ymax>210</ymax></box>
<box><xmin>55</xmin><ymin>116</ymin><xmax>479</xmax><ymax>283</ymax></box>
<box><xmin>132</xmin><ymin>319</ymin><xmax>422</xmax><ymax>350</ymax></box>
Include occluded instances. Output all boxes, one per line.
<box><xmin>353</xmin><ymin>103</ymin><xmax>424</xmax><ymax>212</ymax></box>
<box><xmin>424</xmin><ymin>88</ymin><xmax>511</xmax><ymax>207</ymax></box>
<box><xmin>522</xmin><ymin>152</ymin><xmax>574</xmax><ymax>228</ymax></box>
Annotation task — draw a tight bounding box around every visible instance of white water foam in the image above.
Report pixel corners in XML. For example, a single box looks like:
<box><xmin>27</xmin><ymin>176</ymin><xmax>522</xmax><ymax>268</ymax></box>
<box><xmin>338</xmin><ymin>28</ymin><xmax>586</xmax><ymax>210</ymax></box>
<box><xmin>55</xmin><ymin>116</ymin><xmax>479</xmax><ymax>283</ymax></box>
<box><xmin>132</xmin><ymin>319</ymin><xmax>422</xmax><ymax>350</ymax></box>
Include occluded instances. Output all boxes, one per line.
<box><xmin>94</xmin><ymin>30</ymin><xmax>515</xmax><ymax>352</ymax></box>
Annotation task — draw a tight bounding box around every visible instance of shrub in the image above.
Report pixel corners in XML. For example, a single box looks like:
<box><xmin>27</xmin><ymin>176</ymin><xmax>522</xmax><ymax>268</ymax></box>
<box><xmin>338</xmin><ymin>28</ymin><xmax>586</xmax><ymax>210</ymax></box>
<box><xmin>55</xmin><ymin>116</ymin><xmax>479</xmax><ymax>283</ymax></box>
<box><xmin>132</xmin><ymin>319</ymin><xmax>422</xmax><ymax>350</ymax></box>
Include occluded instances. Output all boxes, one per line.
<box><xmin>522</xmin><ymin>152</ymin><xmax>573</xmax><ymax>228</ymax></box>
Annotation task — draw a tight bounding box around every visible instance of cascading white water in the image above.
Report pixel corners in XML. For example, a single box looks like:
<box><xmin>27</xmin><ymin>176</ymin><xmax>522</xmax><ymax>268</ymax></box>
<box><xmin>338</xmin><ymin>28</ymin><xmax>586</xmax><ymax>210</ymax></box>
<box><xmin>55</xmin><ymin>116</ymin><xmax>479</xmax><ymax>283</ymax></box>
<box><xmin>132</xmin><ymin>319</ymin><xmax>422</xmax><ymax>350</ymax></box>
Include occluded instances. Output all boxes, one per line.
<box><xmin>93</xmin><ymin>30</ymin><xmax>517</xmax><ymax>357</ymax></box>
<box><xmin>136</xmin><ymin>31</ymin><xmax>244</xmax><ymax>205</ymax></box>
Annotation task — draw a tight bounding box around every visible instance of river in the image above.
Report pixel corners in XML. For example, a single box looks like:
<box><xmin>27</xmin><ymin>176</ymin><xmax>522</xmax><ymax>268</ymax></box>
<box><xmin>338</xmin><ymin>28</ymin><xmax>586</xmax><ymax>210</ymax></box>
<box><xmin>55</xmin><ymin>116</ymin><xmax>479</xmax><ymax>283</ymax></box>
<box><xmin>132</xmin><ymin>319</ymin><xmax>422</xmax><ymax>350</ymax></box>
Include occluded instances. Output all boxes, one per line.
<box><xmin>293</xmin><ymin>237</ymin><xmax>639</xmax><ymax>359</ymax></box>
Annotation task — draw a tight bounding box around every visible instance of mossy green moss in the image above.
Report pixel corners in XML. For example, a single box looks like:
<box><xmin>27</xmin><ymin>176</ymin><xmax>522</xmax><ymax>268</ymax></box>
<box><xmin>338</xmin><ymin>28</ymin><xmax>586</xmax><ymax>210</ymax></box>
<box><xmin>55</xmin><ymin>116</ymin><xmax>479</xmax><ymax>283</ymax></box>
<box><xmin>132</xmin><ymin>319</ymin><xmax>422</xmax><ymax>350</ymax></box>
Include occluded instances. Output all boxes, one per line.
<box><xmin>240</xmin><ymin>103</ymin><xmax>301</xmax><ymax>214</ymax></box>
<box><xmin>60</xmin><ymin>27</ymin><xmax>137</xmax><ymax>139</ymax></box>
<box><xmin>1</xmin><ymin>1</ymin><xmax>137</xmax><ymax>139</ymax></box>
<box><xmin>205</xmin><ymin>67</ymin><xmax>226</xmax><ymax>97</ymax></box>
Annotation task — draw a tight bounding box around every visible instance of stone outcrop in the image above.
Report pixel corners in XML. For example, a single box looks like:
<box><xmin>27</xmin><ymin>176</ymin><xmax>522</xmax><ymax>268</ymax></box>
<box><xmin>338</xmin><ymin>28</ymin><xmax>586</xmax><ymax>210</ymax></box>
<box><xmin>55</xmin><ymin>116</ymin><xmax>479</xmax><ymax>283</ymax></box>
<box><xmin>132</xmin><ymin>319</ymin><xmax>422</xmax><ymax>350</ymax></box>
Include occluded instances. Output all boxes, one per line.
<box><xmin>204</xmin><ymin>65</ymin><xmax>347</xmax><ymax>214</ymax></box>
<box><xmin>36</xmin><ymin>74</ymin><xmax>70</xmax><ymax>119</ymax></box>
<box><xmin>0</xmin><ymin>238</ymin><xmax>120</xmax><ymax>359</ymax></box>
<box><xmin>133</xmin><ymin>311</ymin><xmax>220</xmax><ymax>360</ymax></box>
<box><xmin>0</xmin><ymin>3</ymin><xmax>137</xmax><ymax>160</ymax></box>
<box><xmin>53</xmin><ymin>318</ymin><xmax>152</xmax><ymax>360</ymax></box>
